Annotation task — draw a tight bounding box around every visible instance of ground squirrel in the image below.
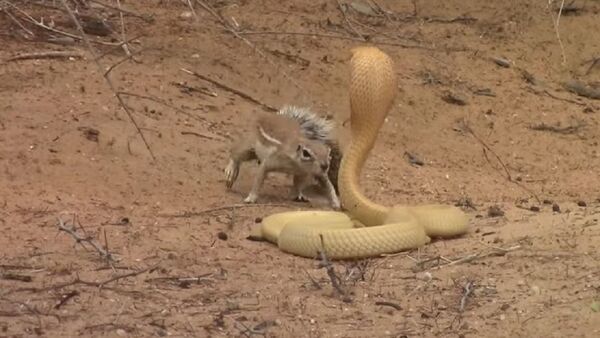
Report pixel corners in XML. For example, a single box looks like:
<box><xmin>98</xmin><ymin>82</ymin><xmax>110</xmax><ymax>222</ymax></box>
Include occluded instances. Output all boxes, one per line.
<box><xmin>224</xmin><ymin>105</ymin><xmax>341</xmax><ymax>209</ymax></box>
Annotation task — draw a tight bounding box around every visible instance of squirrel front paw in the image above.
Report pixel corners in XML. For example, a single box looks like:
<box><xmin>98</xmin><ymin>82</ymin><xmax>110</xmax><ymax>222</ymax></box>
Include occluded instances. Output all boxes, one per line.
<box><xmin>243</xmin><ymin>193</ymin><xmax>258</xmax><ymax>204</ymax></box>
<box><xmin>293</xmin><ymin>194</ymin><xmax>310</xmax><ymax>203</ymax></box>
<box><xmin>329</xmin><ymin>193</ymin><xmax>341</xmax><ymax>210</ymax></box>
<box><xmin>224</xmin><ymin>160</ymin><xmax>238</xmax><ymax>189</ymax></box>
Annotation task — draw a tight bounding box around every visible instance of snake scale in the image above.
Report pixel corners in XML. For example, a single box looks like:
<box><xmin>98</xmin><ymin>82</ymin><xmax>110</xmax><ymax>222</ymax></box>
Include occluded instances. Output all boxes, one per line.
<box><xmin>249</xmin><ymin>46</ymin><xmax>469</xmax><ymax>259</ymax></box>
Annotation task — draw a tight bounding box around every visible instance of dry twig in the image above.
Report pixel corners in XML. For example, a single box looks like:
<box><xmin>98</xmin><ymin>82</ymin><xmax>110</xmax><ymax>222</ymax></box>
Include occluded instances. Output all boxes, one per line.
<box><xmin>157</xmin><ymin>203</ymin><xmax>293</xmax><ymax>218</ymax></box>
<box><xmin>181</xmin><ymin>68</ymin><xmax>278</xmax><ymax>112</ymax></box>
<box><xmin>180</xmin><ymin>130</ymin><xmax>224</xmax><ymax>141</ymax></box>
<box><xmin>318</xmin><ymin>235</ymin><xmax>351</xmax><ymax>302</ymax></box>
<box><xmin>2</xmin><ymin>1</ymin><xmax>124</xmax><ymax>46</ymax></box>
<box><xmin>529</xmin><ymin>120</ymin><xmax>585</xmax><ymax>134</ymax></box>
<box><xmin>582</xmin><ymin>57</ymin><xmax>600</xmax><ymax>75</ymax></box>
<box><xmin>413</xmin><ymin>244</ymin><xmax>521</xmax><ymax>272</ymax></box>
<box><xmin>239</xmin><ymin>30</ymin><xmax>464</xmax><ymax>51</ymax></box>
<box><xmin>563</xmin><ymin>79</ymin><xmax>600</xmax><ymax>100</ymax></box>
<box><xmin>117</xmin><ymin>91</ymin><xmax>209</xmax><ymax>123</ymax></box>
<box><xmin>9</xmin><ymin>265</ymin><xmax>158</xmax><ymax>294</ymax></box>
<box><xmin>6</xmin><ymin>50</ymin><xmax>84</xmax><ymax>62</ymax></box>
<box><xmin>459</xmin><ymin>280</ymin><xmax>475</xmax><ymax>312</ymax></box>
<box><xmin>375</xmin><ymin>301</ymin><xmax>402</xmax><ymax>310</ymax></box>
<box><xmin>550</xmin><ymin>0</ymin><xmax>567</xmax><ymax>65</ymax></box>
<box><xmin>57</xmin><ymin>216</ymin><xmax>117</xmax><ymax>262</ymax></box>
<box><xmin>461</xmin><ymin>120</ymin><xmax>541</xmax><ymax>204</ymax></box>
<box><xmin>1</xmin><ymin>5</ymin><xmax>34</xmax><ymax>37</ymax></box>
<box><xmin>194</xmin><ymin>0</ymin><xmax>309</xmax><ymax>98</ymax></box>
<box><xmin>59</xmin><ymin>0</ymin><xmax>156</xmax><ymax>161</ymax></box>
<box><xmin>89</xmin><ymin>0</ymin><xmax>154</xmax><ymax>23</ymax></box>
<box><xmin>335</xmin><ymin>0</ymin><xmax>366</xmax><ymax>40</ymax></box>
<box><xmin>54</xmin><ymin>290</ymin><xmax>79</xmax><ymax>309</ymax></box>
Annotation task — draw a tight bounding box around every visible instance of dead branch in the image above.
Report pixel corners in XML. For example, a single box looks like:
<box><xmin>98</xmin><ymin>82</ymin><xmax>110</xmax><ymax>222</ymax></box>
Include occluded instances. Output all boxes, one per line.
<box><xmin>93</xmin><ymin>34</ymin><xmax>145</xmax><ymax>61</ymax></box>
<box><xmin>238</xmin><ymin>30</ymin><xmax>466</xmax><ymax>51</ymax></box>
<box><xmin>459</xmin><ymin>280</ymin><xmax>475</xmax><ymax>312</ymax></box>
<box><xmin>1</xmin><ymin>272</ymin><xmax>32</xmax><ymax>282</ymax></box>
<box><xmin>562</xmin><ymin>79</ymin><xmax>600</xmax><ymax>100</ymax></box>
<box><xmin>115</xmin><ymin>0</ymin><xmax>134</xmax><ymax>59</ymax></box>
<box><xmin>541</xmin><ymin>88</ymin><xmax>586</xmax><ymax>106</ymax></box>
<box><xmin>582</xmin><ymin>56</ymin><xmax>600</xmax><ymax>75</ymax></box>
<box><xmin>171</xmin><ymin>81</ymin><xmax>218</xmax><ymax>97</ymax></box>
<box><xmin>103</xmin><ymin>47</ymin><xmax>149</xmax><ymax>77</ymax></box>
<box><xmin>180</xmin><ymin>68</ymin><xmax>278</xmax><ymax>112</ymax></box>
<box><xmin>336</xmin><ymin>0</ymin><xmax>366</xmax><ymax>40</ymax></box>
<box><xmin>180</xmin><ymin>130</ymin><xmax>224</xmax><ymax>141</ymax></box>
<box><xmin>318</xmin><ymin>235</ymin><xmax>351</xmax><ymax>302</ymax></box>
<box><xmin>550</xmin><ymin>0</ymin><xmax>567</xmax><ymax>65</ymax></box>
<box><xmin>89</xmin><ymin>0</ymin><xmax>154</xmax><ymax>23</ymax></box>
<box><xmin>0</xmin><ymin>296</ymin><xmax>45</xmax><ymax>327</ymax></box>
<box><xmin>57</xmin><ymin>216</ymin><xmax>117</xmax><ymax>262</ymax></box>
<box><xmin>234</xmin><ymin>319</ymin><xmax>276</xmax><ymax>337</ymax></box>
<box><xmin>145</xmin><ymin>273</ymin><xmax>213</xmax><ymax>288</ymax></box>
<box><xmin>304</xmin><ymin>269</ymin><xmax>322</xmax><ymax>289</ymax></box>
<box><xmin>157</xmin><ymin>203</ymin><xmax>293</xmax><ymax>218</ymax></box>
<box><xmin>375</xmin><ymin>301</ymin><xmax>402</xmax><ymax>310</ymax></box>
<box><xmin>461</xmin><ymin>120</ymin><xmax>541</xmax><ymax>204</ymax></box>
<box><xmin>59</xmin><ymin>0</ymin><xmax>156</xmax><ymax>161</ymax></box>
<box><xmin>54</xmin><ymin>290</ymin><xmax>79</xmax><ymax>309</ymax></box>
<box><xmin>11</xmin><ymin>265</ymin><xmax>158</xmax><ymax>294</ymax></box>
<box><xmin>343</xmin><ymin>259</ymin><xmax>371</xmax><ymax>283</ymax></box>
<box><xmin>369</xmin><ymin>0</ymin><xmax>393</xmax><ymax>21</ymax></box>
<box><xmin>240</xmin><ymin>30</ymin><xmax>369</xmax><ymax>42</ymax></box>
<box><xmin>412</xmin><ymin>244</ymin><xmax>521</xmax><ymax>272</ymax></box>
<box><xmin>1</xmin><ymin>6</ymin><xmax>34</xmax><ymax>37</ymax></box>
<box><xmin>194</xmin><ymin>0</ymin><xmax>309</xmax><ymax>97</ymax></box>
<box><xmin>117</xmin><ymin>91</ymin><xmax>209</xmax><ymax>124</ymax></box>
<box><xmin>6</xmin><ymin>50</ymin><xmax>84</xmax><ymax>62</ymax></box>
<box><xmin>424</xmin><ymin>15</ymin><xmax>477</xmax><ymax>24</ymax></box>
<box><xmin>528</xmin><ymin>120</ymin><xmax>585</xmax><ymax>134</ymax></box>
<box><xmin>2</xmin><ymin>1</ymin><xmax>125</xmax><ymax>46</ymax></box>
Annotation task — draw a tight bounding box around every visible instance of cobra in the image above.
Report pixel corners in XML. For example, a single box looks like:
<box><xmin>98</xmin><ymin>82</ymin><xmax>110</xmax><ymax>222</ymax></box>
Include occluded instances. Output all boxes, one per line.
<box><xmin>249</xmin><ymin>46</ymin><xmax>469</xmax><ymax>259</ymax></box>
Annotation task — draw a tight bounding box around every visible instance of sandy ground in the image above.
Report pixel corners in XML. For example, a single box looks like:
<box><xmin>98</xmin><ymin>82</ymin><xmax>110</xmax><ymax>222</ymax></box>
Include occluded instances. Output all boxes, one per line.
<box><xmin>1</xmin><ymin>0</ymin><xmax>599</xmax><ymax>337</ymax></box>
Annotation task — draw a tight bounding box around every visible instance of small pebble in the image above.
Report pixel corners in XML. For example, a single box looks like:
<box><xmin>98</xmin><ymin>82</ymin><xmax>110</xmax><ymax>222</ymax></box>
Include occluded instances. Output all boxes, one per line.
<box><xmin>492</xmin><ymin>56</ymin><xmax>511</xmax><ymax>68</ymax></box>
<box><xmin>577</xmin><ymin>200</ymin><xmax>587</xmax><ymax>207</ymax></box>
<box><xmin>552</xmin><ymin>203</ymin><xmax>561</xmax><ymax>212</ymax></box>
<box><xmin>180</xmin><ymin>11</ymin><xmax>193</xmax><ymax>19</ymax></box>
<box><xmin>116</xmin><ymin>329</ymin><xmax>127</xmax><ymax>337</ymax></box>
<box><xmin>529</xmin><ymin>206</ymin><xmax>540</xmax><ymax>212</ymax></box>
<box><xmin>487</xmin><ymin>205</ymin><xmax>504</xmax><ymax>217</ymax></box>
<box><xmin>442</xmin><ymin>91</ymin><xmax>468</xmax><ymax>106</ymax></box>
<box><xmin>217</xmin><ymin>232</ymin><xmax>228</xmax><ymax>240</ymax></box>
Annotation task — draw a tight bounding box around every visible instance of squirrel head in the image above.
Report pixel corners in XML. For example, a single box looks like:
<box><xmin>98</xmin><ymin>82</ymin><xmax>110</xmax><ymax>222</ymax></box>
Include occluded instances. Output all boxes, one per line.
<box><xmin>295</xmin><ymin>140</ymin><xmax>331</xmax><ymax>178</ymax></box>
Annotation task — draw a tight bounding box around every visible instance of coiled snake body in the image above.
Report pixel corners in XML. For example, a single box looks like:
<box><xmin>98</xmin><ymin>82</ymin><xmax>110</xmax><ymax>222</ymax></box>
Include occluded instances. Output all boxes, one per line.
<box><xmin>250</xmin><ymin>46</ymin><xmax>469</xmax><ymax>259</ymax></box>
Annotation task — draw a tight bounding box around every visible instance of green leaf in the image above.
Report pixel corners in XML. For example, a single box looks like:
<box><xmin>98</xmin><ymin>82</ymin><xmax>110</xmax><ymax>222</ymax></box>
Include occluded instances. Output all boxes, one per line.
<box><xmin>591</xmin><ymin>301</ymin><xmax>600</xmax><ymax>312</ymax></box>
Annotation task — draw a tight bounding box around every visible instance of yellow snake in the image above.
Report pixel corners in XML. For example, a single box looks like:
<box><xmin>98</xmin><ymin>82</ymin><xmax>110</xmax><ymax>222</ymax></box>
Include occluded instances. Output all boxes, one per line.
<box><xmin>249</xmin><ymin>46</ymin><xmax>469</xmax><ymax>259</ymax></box>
